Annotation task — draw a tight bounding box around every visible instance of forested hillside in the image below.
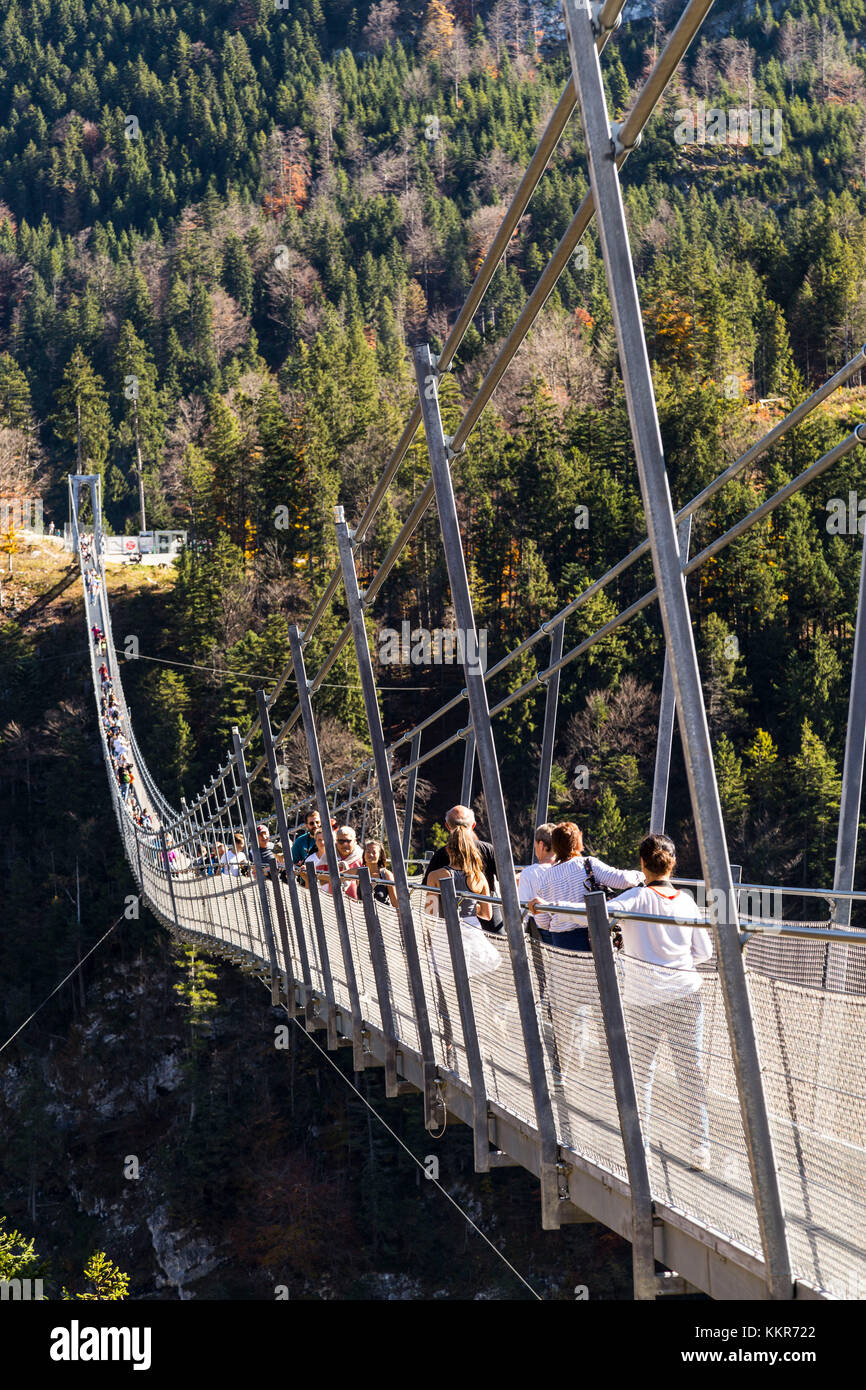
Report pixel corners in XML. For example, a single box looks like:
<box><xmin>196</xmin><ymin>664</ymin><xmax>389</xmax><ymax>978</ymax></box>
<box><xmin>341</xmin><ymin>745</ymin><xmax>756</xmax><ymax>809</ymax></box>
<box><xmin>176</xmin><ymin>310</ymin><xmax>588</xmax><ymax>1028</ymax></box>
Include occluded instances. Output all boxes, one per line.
<box><xmin>2</xmin><ymin>0</ymin><xmax>866</xmax><ymax>1297</ymax></box>
<box><xmin>2</xmin><ymin>0</ymin><xmax>865</xmax><ymax>878</ymax></box>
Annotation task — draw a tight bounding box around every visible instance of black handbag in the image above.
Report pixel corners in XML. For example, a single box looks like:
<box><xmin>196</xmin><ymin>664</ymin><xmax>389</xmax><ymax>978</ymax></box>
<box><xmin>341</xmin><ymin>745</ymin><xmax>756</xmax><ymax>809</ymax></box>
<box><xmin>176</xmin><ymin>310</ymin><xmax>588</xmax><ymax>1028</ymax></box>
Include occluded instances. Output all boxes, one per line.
<box><xmin>583</xmin><ymin>856</ymin><xmax>624</xmax><ymax>951</ymax></box>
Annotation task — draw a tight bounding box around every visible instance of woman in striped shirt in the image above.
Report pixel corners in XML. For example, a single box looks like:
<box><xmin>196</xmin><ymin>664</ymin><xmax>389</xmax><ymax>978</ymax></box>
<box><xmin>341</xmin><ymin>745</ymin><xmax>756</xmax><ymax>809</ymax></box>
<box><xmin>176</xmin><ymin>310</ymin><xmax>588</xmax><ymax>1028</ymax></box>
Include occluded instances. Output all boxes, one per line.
<box><xmin>525</xmin><ymin>822</ymin><xmax>643</xmax><ymax>1084</ymax></box>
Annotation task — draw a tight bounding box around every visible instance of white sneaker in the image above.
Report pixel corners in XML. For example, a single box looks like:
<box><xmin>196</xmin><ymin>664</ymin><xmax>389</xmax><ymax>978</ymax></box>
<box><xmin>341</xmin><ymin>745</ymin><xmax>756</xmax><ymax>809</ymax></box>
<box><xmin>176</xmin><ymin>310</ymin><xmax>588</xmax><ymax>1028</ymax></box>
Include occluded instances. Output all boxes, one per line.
<box><xmin>689</xmin><ymin>1144</ymin><xmax>711</xmax><ymax>1172</ymax></box>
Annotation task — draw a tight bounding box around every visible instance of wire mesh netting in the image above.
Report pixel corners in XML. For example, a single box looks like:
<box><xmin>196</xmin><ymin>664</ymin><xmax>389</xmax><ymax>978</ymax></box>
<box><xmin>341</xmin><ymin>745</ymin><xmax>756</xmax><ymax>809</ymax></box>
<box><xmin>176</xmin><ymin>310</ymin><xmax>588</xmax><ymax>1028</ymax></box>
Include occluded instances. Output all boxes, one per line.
<box><xmin>745</xmin><ymin>943</ymin><xmax>866</xmax><ymax>1300</ymax></box>
<box><xmin>135</xmin><ymin>836</ymin><xmax>866</xmax><ymax>1297</ymax></box>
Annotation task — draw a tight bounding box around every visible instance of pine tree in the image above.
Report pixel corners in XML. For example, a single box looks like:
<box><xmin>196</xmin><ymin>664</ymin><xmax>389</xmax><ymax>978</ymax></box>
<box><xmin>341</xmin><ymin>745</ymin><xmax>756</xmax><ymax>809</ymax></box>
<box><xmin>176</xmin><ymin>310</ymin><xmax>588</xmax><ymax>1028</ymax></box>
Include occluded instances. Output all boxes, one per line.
<box><xmin>743</xmin><ymin>727</ymin><xmax>780</xmax><ymax>813</ymax></box>
<box><xmin>140</xmin><ymin>669</ymin><xmax>193</xmax><ymax>798</ymax></box>
<box><xmin>714</xmin><ymin>732</ymin><xmax>749</xmax><ymax>828</ymax></box>
<box><xmin>791</xmin><ymin>718</ymin><xmax>842</xmax><ymax>881</ymax></box>
<box><xmin>221</xmin><ymin>233</ymin><xmax>254</xmax><ymax>314</ymax></box>
<box><xmin>114</xmin><ymin>320</ymin><xmax>165</xmax><ymax>515</ymax></box>
<box><xmin>591</xmin><ymin>785</ymin><xmax>631</xmax><ymax>865</ymax></box>
<box><xmin>62</xmin><ymin>1252</ymin><xmax>130</xmax><ymax>1301</ymax></box>
<box><xmin>51</xmin><ymin>347</ymin><xmax>111</xmax><ymax>477</ymax></box>
<box><xmin>699</xmin><ymin>612</ymin><xmax>750</xmax><ymax>737</ymax></box>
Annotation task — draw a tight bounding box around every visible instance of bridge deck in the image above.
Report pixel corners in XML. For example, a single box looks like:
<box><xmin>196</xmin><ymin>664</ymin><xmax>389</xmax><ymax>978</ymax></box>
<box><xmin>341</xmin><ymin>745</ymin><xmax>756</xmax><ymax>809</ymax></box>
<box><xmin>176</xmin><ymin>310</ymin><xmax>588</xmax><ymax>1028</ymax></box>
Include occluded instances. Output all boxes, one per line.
<box><xmin>135</xmin><ymin>843</ymin><xmax>866</xmax><ymax>1301</ymax></box>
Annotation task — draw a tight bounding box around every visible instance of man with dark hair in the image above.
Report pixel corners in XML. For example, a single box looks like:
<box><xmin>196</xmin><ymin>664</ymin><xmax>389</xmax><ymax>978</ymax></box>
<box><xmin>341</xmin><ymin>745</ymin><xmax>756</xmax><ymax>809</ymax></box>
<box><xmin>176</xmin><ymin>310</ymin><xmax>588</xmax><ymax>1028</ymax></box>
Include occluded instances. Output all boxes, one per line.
<box><xmin>525</xmin><ymin>822</ymin><xmax>643</xmax><ymax>1082</ymax></box>
<box><xmin>291</xmin><ymin>808</ymin><xmax>322</xmax><ymax>866</ymax></box>
<box><xmin>423</xmin><ymin>804</ymin><xmax>502</xmax><ymax>932</ymax></box>
<box><xmin>252</xmin><ymin>823</ymin><xmax>284</xmax><ymax>882</ymax></box>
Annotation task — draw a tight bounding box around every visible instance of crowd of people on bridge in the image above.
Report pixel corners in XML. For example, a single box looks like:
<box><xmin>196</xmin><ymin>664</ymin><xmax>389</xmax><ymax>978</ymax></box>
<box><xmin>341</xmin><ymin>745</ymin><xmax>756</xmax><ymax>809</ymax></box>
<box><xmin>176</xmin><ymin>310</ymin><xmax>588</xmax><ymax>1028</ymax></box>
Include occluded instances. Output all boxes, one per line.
<box><xmin>84</xmin><ymin>530</ymin><xmax>150</xmax><ymax>832</ymax></box>
<box><xmin>82</xmin><ymin>539</ymin><xmax>714</xmax><ymax>1176</ymax></box>
<box><xmin>269</xmin><ymin>801</ymin><xmax>712</xmax><ymax>1172</ymax></box>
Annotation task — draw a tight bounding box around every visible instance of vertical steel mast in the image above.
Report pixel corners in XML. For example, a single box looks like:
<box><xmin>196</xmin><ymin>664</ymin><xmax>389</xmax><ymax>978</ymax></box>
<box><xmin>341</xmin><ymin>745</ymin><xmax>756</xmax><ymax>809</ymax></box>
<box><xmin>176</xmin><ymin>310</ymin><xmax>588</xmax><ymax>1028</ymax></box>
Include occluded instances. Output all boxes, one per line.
<box><xmin>563</xmin><ymin>0</ymin><xmax>791</xmax><ymax>1296</ymax></box>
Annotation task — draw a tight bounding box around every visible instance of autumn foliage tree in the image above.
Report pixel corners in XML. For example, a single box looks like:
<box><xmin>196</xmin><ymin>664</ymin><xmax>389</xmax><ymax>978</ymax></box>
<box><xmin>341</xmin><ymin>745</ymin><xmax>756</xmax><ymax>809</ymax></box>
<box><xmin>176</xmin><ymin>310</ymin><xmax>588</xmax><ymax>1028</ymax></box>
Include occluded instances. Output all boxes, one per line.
<box><xmin>421</xmin><ymin>0</ymin><xmax>456</xmax><ymax>59</ymax></box>
<box><xmin>263</xmin><ymin>128</ymin><xmax>311</xmax><ymax>217</ymax></box>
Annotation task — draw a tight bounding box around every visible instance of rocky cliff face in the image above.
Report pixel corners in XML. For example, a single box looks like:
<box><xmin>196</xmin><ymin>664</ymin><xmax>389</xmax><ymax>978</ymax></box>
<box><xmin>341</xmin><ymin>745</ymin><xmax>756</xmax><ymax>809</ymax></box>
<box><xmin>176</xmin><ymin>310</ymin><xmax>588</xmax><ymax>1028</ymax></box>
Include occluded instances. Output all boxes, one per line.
<box><xmin>0</xmin><ymin>556</ymin><xmax>632</xmax><ymax>1300</ymax></box>
<box><xmin>1</xmin><ymin>923</ymin><xmax>633</xmax><ymax>1299</ymax></box>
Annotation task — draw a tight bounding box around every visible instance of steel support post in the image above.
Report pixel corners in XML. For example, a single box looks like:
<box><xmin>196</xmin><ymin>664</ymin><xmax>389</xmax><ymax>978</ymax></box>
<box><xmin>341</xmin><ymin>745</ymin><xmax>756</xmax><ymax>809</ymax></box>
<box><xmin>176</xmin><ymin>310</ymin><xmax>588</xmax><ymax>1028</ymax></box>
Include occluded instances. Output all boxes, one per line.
<box><xmin>828</xmin><ymin>528</ymin><xmax>866</xmax><ymax>985</ymax></box>
<box><xmin>134</xmin><ymin>821</ymin><xmax>144</xmax><ymax>891</ymax></box>
<box><xmin>564</xmin><ymin>0</ymin><xmax>792</xmax><ymax>1296</ymax></box>
<box><xmin>357</xmin><ymin>866</ymin><xmax>399</xmax><ymax>1096</ymax></box>
<box><xmin>93</xmin><ymin>474</ymin><xmax>104</xmax><ymax>565</ymax></box>
<box><xmin>232</xmin><ymin>728</ymin><xmax>281</xmax><ymax>1002</ymax></box>
<box><xmin>226</xmin><ymin>764</ymin><xmax>255</xmax><ymax>959</ymax></box>
<box><xmin>585</xmin><ymin>893</ymin><xmax>656</xmax><ymax>1299</ymax></box>
<box><xmin>402</xmin><ymin>728</ymin><xmax>422</xmax><ymax>863</ymax></box>
<box><xmin>306</xmin><ymin>869</ymin><xmax>339</xmax><ymax>1049</ymax></box>
<box><xmin>440</xmin><ymin>876</ymin><xmax>490</xmax><ymax>1171</ymax></box>
<box><xmin>650</xmin><ymin>514</ymin><xmax>692</xmax><ymax>833</ymax></box>
<box><xmin>190</xmin><ymin>796</ymin><xmax>218</xmax><ymax>939</ymax></box>
<box><xmin>267</xmin><ymin>864</ymin><xmax>297</xmax><ymax>1013</ymax></box>
<box><xmin>333</xmin><ymin>516</ymin><xmax>443</xmax><ymax>1128</ymax></box>
<box><xmin>256</xmin><ymin>689</ymin><xmax>315</xmax><ymax>1020</ymax></box>
<box><xmin>68</xmin><ymin>476</ymin><xmax>78</xmax><ymax>554</ymax></box>
<box><xmin>414</xmin><ymin>344</ymin><xmax>562</xmax><ymax>1228</ymax></box>
<box><xmin>461</xmin><ymin>728</ymin><xmax>476</xmax><ymax>808</ymax></box>
<box><xmin>159</xmin><ymin>829</ymin><xmax>179</xmax><ymax>929</ymax></box>
<box><xmin>289</xmin><ymin>626</ymin><xmax>366</xmax><ymax>1067</ymax></box>
<box><xmin>534</xmin><ymin>621</ymin><xmax>565</xmax><ymax>849</ymax></box>
<box><xmin>360</xmin><ymin>769</ymin><xmax>372</xmax><ymax>846</ymax></box>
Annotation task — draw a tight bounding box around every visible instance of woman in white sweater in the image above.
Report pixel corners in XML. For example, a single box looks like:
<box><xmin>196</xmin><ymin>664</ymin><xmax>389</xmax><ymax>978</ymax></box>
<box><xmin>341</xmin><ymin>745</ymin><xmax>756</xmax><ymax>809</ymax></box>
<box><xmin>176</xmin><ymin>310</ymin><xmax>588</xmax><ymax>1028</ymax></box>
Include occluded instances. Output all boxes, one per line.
<box><xmin>610</xmin><ymin>833</ymin><xmax>713</xmax><ymax>1172</ymax></box>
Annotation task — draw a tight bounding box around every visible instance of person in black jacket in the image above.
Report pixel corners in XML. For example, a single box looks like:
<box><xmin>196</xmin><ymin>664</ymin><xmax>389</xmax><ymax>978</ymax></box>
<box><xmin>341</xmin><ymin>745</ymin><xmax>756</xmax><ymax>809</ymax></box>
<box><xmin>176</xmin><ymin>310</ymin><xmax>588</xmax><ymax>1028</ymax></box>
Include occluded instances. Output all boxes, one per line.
<box><xmin>422</xmin><ymin>805</ymin><xmax>502</xmax><ymax>932</ymax></box>
<box><xmin>252</xmin><ymin>824</ymin><xmax>284</xmax><ymax>881</ymax></box>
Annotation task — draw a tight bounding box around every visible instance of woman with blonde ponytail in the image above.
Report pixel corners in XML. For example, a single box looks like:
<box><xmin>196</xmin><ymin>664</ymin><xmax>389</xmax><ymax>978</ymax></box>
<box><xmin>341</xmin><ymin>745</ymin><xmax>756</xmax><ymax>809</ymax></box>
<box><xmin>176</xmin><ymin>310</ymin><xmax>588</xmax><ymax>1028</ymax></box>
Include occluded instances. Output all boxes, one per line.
<box><xmin>425</xmin><ymin>824</ymin><xmax>492</xmax><ymax>925</ymax></box>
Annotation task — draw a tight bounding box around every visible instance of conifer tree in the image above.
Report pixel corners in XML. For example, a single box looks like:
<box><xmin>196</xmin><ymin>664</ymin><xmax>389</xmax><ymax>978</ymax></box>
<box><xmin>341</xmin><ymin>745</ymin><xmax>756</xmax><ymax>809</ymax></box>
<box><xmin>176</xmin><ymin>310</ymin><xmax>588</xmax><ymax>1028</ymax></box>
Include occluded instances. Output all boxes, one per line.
<box><xmin>51</xmin><ymin>347</ymin><xmax>111</xmax><ymax>477</ymax></box>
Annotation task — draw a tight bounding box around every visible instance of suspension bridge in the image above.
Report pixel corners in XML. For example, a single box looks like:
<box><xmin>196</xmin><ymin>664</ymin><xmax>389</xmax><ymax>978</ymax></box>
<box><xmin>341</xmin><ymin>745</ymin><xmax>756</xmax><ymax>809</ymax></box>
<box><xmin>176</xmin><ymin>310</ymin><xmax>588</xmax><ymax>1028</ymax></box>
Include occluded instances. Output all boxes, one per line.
<box><xmin>67</xmin><ymin>0</ymin><xmax>866</xmax><ymax>1301</ymax></box>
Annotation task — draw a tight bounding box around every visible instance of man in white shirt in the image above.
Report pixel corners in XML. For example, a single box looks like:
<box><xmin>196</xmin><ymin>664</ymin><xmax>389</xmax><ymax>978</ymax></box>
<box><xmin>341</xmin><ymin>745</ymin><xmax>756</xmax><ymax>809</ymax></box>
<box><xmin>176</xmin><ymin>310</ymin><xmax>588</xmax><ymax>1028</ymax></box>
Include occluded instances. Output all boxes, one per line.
<box><xmin>333</xmin><ymin>826</ymin><xmax>364</xmax><ymax>900</ymax></box>
<box><xmin>610</xmin><ymin>833</ymin><xmax>713</xmax><ymax>1172</ymax></box>
<box><xmin>518</xmin><ymin>824</ymin><xmax>558</xmax><ymax>1063</ymax></box>
<box><xmin>516</xmin><ymin>823</ymin><xmax>556</xmax><ymax>908</ymax></box>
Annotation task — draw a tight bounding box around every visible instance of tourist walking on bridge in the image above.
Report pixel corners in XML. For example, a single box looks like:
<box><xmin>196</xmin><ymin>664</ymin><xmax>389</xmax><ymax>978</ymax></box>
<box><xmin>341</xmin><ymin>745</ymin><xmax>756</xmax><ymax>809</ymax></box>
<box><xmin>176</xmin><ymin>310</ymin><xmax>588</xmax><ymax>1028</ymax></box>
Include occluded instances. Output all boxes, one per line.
<box><xmin>526</xmin><ymin>822</ymin><xmax>643</xmax><ymax>1080</ymax></box>
<box><xmin>292</xmin><ymin>809</ymin><xmax>322</xmax><ymax>868</ymax></box>
<box><xmin>517</xmin><ymin>823</ymin><xmax>556</xmax><ymax>916</ymax></box>
<box><xmin>333</xmin><ymin>826</ymin><xmax>363</xmax><ymax>899</ymax></box>
<box><xmin>610</xmin><ymin>834</ymin><xmax>712</xmax><ymax>1172</ymax></box>
<box><xmin>363</xmin><ymin>840</ymin><xmax>398</xmax><ymax>910</ymax></box>
<box><xmin>218</xmin><ymin>833</ymin><xmax>248</xmax><ymax>876</ymax></box>
<box><xmin>425</xmin><ymin>826</ymin><xmax>493</xmax><ymax>927</ymax></box>
<box><xmin>300</xmin><ymin>827</ymin><xmax>327</xmax><ymax>889</ymax></box>
<box><xmin>424</xmin><ymin>825</ymin><xmax>501</xmax><ymax>1063</ymax></box>
<box><xmin>252</xmin><ymin>824</ymin><xmax>284</xmax><ymax>882</ymax></box>
<box><xmin>423</xmin><ymin>804</ymin><xmax>502</xmax><ymax>932</ymax></box>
